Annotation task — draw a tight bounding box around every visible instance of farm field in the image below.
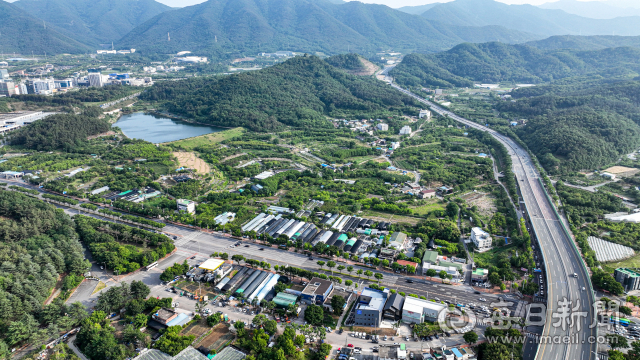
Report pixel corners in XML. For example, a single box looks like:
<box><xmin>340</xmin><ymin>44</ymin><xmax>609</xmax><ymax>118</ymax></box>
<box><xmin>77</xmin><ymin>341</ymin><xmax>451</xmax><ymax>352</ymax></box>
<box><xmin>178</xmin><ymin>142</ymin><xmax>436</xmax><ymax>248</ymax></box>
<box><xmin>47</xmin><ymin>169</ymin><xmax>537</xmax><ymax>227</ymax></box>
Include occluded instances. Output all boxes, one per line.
<box><xmin>166</xmin><ymin>127</ymin><xmax>245</xmax><ymax>149</ymax></box>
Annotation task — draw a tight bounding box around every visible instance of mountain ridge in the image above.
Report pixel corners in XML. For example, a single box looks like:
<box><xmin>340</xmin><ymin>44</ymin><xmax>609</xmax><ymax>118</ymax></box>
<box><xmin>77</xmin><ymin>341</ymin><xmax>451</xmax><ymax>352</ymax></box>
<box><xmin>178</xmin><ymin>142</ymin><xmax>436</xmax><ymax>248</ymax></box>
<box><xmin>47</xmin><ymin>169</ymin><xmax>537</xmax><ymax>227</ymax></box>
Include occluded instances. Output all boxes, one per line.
<box><xmin>0</xmin><ymin>1</ymin><xmax>92</xmax><ymax>54</ymax></box>
<box><xmin>422</xmin><ymin>0</ymin><xmax>640</xmax><ymax>37</ymax></box>
<box><xmin>12</xmin><ymin>0</ymin><xmax>173</xmax><ymax>45</ymax></box>
<box><xmin>115</xmin><ymin>0</ymin><xmax>540</xmax><ymax>57</ymax></box>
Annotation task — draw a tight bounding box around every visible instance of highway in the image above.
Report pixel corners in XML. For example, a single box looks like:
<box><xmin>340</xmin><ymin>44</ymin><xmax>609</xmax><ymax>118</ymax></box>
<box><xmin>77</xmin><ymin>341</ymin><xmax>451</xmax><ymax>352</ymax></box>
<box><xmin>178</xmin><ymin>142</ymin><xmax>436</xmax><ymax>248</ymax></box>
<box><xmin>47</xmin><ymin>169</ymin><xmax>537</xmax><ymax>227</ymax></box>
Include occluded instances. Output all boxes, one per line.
<box><xmin>385</xmin><ymin>75</ymin><xmax>597</xmax><ymax>360</ymax></box>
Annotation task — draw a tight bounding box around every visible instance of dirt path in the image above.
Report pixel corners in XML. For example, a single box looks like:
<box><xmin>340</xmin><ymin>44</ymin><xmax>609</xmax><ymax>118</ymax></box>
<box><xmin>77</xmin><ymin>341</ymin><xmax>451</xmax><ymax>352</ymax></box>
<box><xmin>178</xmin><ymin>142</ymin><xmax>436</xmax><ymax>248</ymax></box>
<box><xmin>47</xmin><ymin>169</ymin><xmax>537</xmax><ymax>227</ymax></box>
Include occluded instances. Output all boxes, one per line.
<box><xmin>173</xmin><ymin>152</ymin><xmax>211</xmax><ymax>174</ymax></box>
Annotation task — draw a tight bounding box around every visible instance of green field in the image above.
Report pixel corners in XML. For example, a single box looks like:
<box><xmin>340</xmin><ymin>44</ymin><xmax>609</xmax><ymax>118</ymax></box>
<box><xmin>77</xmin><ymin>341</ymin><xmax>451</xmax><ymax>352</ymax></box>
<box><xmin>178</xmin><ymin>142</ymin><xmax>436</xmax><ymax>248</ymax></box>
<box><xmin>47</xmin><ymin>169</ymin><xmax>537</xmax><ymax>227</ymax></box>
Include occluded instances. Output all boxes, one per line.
<box><xmin>473</xmin><ymin>244</ymin><xmax>517</xmax><ymax>267</ymax></box>
<box><xmin>410</xmin><ymin>201</ymin><xmax>445</xmax><ymax>215</ymax></box>
<box><xmin>604</xmin><ymin>254</ymin><xmax>640</xmax><ymax>271</ymax></box>
<box><xmin>165</xmin><ymin>127</ymin><xmax>245</xmax><ymax>149</ymax></box>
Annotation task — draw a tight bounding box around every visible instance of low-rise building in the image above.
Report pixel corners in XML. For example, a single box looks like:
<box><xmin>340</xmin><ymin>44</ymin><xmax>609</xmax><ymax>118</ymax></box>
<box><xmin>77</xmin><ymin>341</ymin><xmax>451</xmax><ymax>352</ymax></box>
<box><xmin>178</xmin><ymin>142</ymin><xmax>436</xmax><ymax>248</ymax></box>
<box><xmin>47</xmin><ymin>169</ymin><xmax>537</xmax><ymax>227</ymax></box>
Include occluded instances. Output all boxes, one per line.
<box><xmin>301</xmin><ymin>277</ymin><xmax>334</xmax><ymax>305</ymax></box>
<box><xmin>377</xmin><ymin>123</ymin><xmax>389</xmax><ymax>131</ymax></box>
<box><xmin>472</xmin><ymin>268</ymin><xmax>489</xmax><ymax>282</ymax></box>
<box><xmin>383</xmin><ymin>293</ymin><xmax>404</xmax><ymax>321</ymax></box>
<box><xmin>402</xmin><ymin>296</ymin><xmax>446</xmax><ymax>323</ymax></box>
<box><xmin>152</xmin><ymin>308</ymin><xmax>178</xmax><ymax>325</ymax></box>
<box><xmin>399</xmin><ymin>126</ymin><xmax>412</xmax><ymax>135</ymax></box>
<box><xmin>419</xmin><ymin>109</ymin><xmax>431</xmax><ymax>119</ymax></box>
<box><xmin>389</xmin><ymin>232</ymin><xmax>408</xmax><ymax>250</ymax></box>
<box><xmin>354</xmin><ymin>287</ymin><xmax>388</xmax><ymax>327</ymax></box>
<box><xmin>422</xmin><ymin>250</ymin><xmax>438</xmax><ymax>268</ymax></box>
<box><xmin>471</xmin><ymin>227</ymin><xmax>492</xmax><ymax>252</ymax></box>
<box><xmin>177</xmin><ymin>199</ymin><xmax>196</xmax><ymax>214</ymax></box>
<box><xmin>419</xmin><ymin>189</ymin><xmax>436</xmax><ymax>199</ymax></box>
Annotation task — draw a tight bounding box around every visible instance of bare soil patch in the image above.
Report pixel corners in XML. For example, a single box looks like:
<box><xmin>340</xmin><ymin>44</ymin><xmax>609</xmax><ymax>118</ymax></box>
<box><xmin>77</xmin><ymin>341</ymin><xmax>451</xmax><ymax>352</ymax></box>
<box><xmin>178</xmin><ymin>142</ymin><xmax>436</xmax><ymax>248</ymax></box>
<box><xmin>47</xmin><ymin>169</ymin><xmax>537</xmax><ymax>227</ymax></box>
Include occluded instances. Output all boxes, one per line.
<box><xmin>173</xmin><ymin>152</ymin><xmax>211</xmax><ymax>174</ymax></box>
<box><xmin>195</xmin><ymin>323</ymin><xmax>234</xmax><ymax>351</ymax></box>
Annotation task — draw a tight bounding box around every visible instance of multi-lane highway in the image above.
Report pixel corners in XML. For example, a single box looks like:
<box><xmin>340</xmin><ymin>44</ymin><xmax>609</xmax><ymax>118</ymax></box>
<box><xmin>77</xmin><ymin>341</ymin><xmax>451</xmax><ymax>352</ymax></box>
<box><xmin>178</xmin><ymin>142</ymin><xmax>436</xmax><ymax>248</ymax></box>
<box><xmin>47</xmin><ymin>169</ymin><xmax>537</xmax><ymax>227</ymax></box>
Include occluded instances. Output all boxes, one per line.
<box><xmin>386</xmin><ymin>79</ymin><xmax>596</xmax><ymax>360</ymax></box>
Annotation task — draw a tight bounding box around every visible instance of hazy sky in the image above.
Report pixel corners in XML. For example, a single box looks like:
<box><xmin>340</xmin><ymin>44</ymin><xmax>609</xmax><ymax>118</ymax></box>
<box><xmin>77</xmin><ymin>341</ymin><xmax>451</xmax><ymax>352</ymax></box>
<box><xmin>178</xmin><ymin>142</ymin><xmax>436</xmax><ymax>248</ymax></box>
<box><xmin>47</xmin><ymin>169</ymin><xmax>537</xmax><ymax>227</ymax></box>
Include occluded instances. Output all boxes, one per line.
<box><xmin>145</xmin><ymin>0</ymin><xmax>618</xmax><ymax>8</ymax></box>
<box><xmin>2</xmin><ymin>0</ymin><xmax>632</xmax><ymax>9</ymax></box>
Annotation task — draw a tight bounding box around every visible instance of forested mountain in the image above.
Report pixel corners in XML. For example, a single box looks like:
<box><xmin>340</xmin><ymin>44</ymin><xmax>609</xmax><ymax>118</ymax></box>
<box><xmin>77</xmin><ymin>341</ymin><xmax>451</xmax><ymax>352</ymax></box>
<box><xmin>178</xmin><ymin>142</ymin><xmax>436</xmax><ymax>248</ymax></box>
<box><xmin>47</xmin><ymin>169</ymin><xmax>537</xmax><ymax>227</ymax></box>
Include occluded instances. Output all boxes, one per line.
<box><xmin>422</xmin><ymin>0</ymin><xmax>640</xmax><ymax>37</ymax></box>
<box><xmin>0</xmin><ymin>1</ymin><xmax>91</xmax><ymax>54</ymax></box>
<box><xmin>390</xmin><ymin>42</ymin><xmax>640</xmax><ymax>87</ymax></box>
<box><xmin>538</xmin><ymin>0</ymin><xmax>640</xmax><ymax>19</ymax></box>
<box><xmin>0</xmin><ymin>190</ymin><xmax>89</xmax><ymax>355</ymax></box>
<box><xmin>500</xmin><ymin>79</ymin><xmax>640</xmax><ymax>172</ymax></box>
<box><xmin>524</xmin><ymin>35</ymin><xmax>640</xmax><ymax>51</ymax></box>
<box><xmin>116</xmin><ymin>0</ymin><xmax>538</xmax><ymax>56</ymax></box>
<box><xmin>324</xmin><ymin>53</ymin><xmax>366</xmax><ymax>72</ymax></box>
<box><xmin>13</xmin><ymin>0</ymin><xmax>173</xmax><ymax>45</ymax></box>
<box><xmin>140</xmin><ymin>55</ymin><xmax>419</xmax><ymax>131</ymax></box>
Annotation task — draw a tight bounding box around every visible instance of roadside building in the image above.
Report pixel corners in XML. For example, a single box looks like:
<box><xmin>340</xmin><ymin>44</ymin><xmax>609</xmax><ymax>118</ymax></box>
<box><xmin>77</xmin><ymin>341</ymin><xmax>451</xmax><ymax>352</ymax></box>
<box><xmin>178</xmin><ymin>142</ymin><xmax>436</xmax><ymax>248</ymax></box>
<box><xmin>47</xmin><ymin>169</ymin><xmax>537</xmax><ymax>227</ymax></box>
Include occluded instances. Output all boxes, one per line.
<box><xmin>383</xmin><ymin>293</ymin><xmax>404</xmax><ymax>321</ymax></box>
<box><xmin>300</xmin><ymin>277</ymin><xmax>334</xmax><ymax>305</ymax></box>
<box><xmin>401</xmin><ymin>296</ymin><xmax>446</xmax><ymax>324</ymax></box>
<box><xmin>614</xmin><ymin>268</ymin><xmax>640</xmax><ymax>291</ymax></box>
<box><xmin>472</xmin><ymin>268</ymin><xmax>489</xmax><ymax>282</ymax></box>
<box><xmin>471</xmin><ymin>227</ymin><xmax>492</xmax><ymax>252</ymax></box>
<box><xmin>422</xmin><ymin>251</ymin><xmax>439</xmax><ymax>273</ymax></box>
<box><xmin>354</xmin><ymin>288</ymin><xmax>388</xmax><ymax>327</ymax></box>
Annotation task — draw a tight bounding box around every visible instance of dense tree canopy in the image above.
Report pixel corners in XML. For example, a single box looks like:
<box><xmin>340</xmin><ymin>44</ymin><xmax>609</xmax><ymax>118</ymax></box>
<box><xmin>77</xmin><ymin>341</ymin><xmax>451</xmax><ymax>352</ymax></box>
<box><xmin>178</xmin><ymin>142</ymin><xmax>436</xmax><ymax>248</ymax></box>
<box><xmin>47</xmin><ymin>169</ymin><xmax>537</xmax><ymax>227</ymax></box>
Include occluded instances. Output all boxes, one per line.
<box><xmin>141</xmin><ymin>56</ymin><xmax>419</xmax><ymax>131</ymax></box>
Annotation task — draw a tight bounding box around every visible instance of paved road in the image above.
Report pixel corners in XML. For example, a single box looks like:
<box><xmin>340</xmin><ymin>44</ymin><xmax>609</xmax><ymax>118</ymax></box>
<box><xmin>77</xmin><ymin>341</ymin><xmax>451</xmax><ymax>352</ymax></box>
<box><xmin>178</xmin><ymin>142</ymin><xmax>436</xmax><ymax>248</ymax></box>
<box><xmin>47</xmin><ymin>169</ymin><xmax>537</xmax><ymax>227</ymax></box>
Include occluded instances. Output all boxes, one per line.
<box><xmin>388</xmin><ymin>83</ymin><xmax>597</xmax><ymax>360</ymax></box>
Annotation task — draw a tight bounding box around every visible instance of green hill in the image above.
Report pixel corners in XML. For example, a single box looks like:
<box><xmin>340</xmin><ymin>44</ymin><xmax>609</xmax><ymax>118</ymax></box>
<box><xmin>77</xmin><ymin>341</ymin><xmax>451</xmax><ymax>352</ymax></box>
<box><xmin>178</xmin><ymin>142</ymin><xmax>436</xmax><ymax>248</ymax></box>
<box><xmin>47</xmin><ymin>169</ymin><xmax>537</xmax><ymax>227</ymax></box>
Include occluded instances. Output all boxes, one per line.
<box><xmin>13</xmin><ymin>0</ymin><xmax>172</xmax><ymax>45</ymax></box>
<box><xmin>500</xmin><ymin>79</ymin><xmax>640</xmax><ymax>173</ymax></box>
<box><xmin>0</xmin><ymin>1</ymin><xmax>91</xmax><ymax>54</ymax></box>
<box><xmin>422</xmin><ymin>0</ymin><xmax>640</xmax><ymax>37</ymax></box>
<box><xmin>116</xmin><ymin>0</ymin><xmax>539</xmax><ymax>57</ymax></box>
<box><xmin>390</xmin><ymin>42</ymin><xmax>640</xmax><ymax>87</ymax></box>
<box><xmin>525</xmin><ymin>35</ymin><xmax>640</xmax><ymax>51</ymax></box>
<box><xmin>140</xmin><ymin>55</ymin><xmax>419</xmax><ymax>131</ymax></box>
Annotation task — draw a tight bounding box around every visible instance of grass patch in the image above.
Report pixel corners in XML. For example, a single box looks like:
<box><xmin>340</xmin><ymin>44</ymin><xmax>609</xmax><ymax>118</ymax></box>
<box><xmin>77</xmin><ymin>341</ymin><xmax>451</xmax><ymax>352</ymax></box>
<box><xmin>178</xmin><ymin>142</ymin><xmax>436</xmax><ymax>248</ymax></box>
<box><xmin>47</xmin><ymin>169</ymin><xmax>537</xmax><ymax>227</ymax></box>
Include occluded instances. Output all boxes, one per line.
<box><xmin>166</xmin><ymin>127</ymin><xmax>245</xmax><ymax>149</ymax></box>
<box><xmin>142</xmin><ymin>162</ymin><xmax>174</xmax><ymax>175</ymax></box>
<box><xmin>604</xmin><ymin>253</ymin><xmax>640</xmax><ymax>271</ymax></box>
<box><xmin>473</xmin><ymin>244</ymin><xmax>517</xmax><ymax>268</ymax></box>
<box><xmin>92</xmin><ymin>281</ymin><xmax>106</xmax><ymax>295</ymax></box>
<box><xmin>410</xmin><ymin>201</ymin><xmax>445</xmax><ymax>215</ymax></box>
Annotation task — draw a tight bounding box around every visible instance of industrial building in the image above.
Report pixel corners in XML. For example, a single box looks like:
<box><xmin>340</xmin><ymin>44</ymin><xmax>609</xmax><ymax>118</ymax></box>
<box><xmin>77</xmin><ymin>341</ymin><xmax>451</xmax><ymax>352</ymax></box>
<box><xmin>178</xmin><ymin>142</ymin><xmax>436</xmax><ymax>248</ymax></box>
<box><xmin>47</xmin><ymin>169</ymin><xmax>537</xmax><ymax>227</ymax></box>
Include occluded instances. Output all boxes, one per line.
<box><xmin>353</xmin><ymin>288</ymin><xmax>388</xmax><ymax>327</ymax></box>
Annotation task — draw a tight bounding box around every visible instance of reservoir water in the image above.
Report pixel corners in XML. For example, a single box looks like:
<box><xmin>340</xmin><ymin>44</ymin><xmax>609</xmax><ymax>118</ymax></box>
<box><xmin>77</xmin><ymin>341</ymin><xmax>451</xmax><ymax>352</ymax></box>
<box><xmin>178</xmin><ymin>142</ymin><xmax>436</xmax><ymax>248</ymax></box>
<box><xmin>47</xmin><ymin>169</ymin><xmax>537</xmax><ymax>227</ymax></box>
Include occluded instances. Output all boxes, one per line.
<box><xmin>113</xmin><ymin>112</ymin><xmax>224</xmax><ymax>143</ymax></box>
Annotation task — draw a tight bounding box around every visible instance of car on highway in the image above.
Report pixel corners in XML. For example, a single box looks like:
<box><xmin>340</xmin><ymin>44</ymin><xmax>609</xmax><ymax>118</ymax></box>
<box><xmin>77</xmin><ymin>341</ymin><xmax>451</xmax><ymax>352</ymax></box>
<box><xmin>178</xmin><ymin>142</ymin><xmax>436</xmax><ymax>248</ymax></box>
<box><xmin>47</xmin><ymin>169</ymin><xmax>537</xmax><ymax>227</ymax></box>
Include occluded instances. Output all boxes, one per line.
<box><xmin>406</xmin><ymin>279</ymin><xmax>414</xmax><ymax>283</ymax></box>
<box><xmin>474</xmin><ymin>291</ymin><xmax>481</xmax><ymax>294</ymax></box>
<box><xmin>245</xmin><ymin>245</ymin><xmax>250</xmax><ymax>247</ymax></box>
<box><xmin>582</xmin><ymin>287</ymin><xmax>586</xmax><ymax>291</ymax></box>
<box><xmin>259</xmin><ymin>248</ymin><xmax>264</xmax><ymax>251</ymax></box>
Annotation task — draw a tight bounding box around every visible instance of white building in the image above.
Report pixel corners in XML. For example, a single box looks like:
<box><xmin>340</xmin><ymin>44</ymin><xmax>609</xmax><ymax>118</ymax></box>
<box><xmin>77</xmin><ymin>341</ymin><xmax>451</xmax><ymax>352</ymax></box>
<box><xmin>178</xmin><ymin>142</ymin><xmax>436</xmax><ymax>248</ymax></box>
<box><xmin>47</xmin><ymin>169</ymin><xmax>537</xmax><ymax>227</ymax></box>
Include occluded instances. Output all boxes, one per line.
<box><xmin>88</xmin><ymin>73</ymin><xmax>108</xmax><ymax>87</ymax></box>
<box><xmin>402</xmin><ymin>296</ymin><xmax>446</xmax><ymax>324</ymax></box>
<box><xmin>390</xmin><ymin>142</ymin><xmax>400</xmax><ymax>150</ymax></box>
<box><xmin>399</xmin><ymin>126</ymin><xmax>412</xmax><ymax>135</ymax></box>
<box><xmin>471</xmin><ymin>227</ymin><xmax>492</xmax><ymax>252</ymax></box>
<box><xmin>601</xmin><ymin>172</ymin><xmax>616</xmax><ymax>180</ymax></box>
<box><xmin>376</xmin><ymin>123</ymin><xmax>389</xmax><ymax>131</ymax></box>
<box><xmin>177</xmin><ymin>199</ymin><xmax>196</xmax><ymax>214</ymax></box>
<box><xmin>174</xmin><ymin>56</ymin><xmax>208</xmax><ymax>63</ymax></box>
<box><xmin>419</xmin><ymin>110</ymin><xmax>431</xmax><ymax>119</ymax></box>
